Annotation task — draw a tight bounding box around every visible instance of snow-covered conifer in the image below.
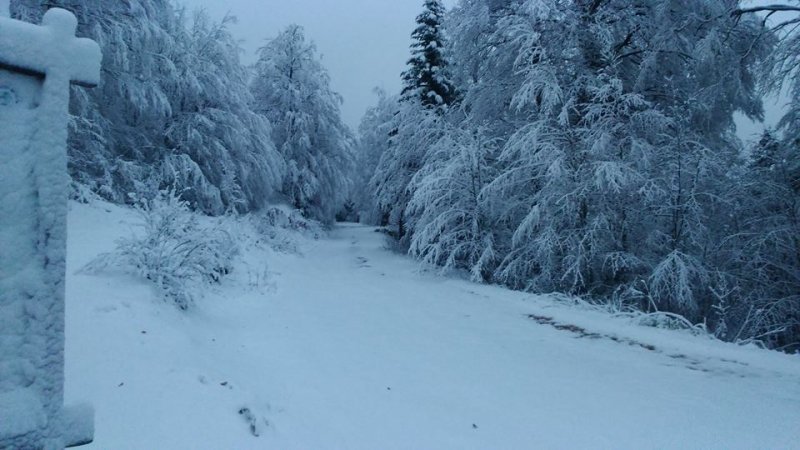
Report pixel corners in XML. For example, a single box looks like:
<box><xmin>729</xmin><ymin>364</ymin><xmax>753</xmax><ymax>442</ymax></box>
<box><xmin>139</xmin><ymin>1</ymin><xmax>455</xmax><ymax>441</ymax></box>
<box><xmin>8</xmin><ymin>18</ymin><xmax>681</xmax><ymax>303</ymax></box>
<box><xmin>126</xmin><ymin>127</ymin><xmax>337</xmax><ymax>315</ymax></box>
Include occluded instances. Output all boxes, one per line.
<box><xmin>401</xmin><ymin>0</ymin><xmax>458</xmax><ymax>109</ymax></box>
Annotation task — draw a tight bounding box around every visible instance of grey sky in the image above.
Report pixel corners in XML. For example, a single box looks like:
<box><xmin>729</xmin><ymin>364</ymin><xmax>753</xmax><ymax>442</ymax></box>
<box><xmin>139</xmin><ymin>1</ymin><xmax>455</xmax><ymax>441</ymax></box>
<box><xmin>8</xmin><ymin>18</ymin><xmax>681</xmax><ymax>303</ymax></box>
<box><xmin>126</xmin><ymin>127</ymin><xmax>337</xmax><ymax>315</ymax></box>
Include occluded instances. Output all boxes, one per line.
<box><xmin>178</xmin><ymin>0</ymin><xmax>457</xmax><ymax>129</ymax></box>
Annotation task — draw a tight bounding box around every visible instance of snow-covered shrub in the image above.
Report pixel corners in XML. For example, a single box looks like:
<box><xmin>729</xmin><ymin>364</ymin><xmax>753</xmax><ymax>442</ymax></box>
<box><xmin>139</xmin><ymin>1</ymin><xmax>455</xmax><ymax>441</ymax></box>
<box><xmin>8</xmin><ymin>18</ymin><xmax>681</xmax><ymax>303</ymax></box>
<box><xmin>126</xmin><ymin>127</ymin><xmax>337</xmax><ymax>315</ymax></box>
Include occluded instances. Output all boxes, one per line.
<box><xmin>257</xmin><ymin>205</ymin><xmax>322</xmax><ymax>237</ymax></box>
<box><xmin>335</xmin><ymin>200</ymin><xmax>358</xmax><ymax>223</ymax></box>
<box><xmin>85</xmin><ymin>191</ymin><xmax>239</xmax><ymax>309</ymax></box>
<box><xmin>69</xmin><ymin>181</ymin><xmax>105</xmax><ymax>204</ymax></box>
<box><xmin>648</xmin><ymin>251</ymin><xmax>708</xmax><ymax>319</ymax></box>
<box><xmin>250</xmin><ymin>205</ymin><xmax>322</xmax><ymax>254</ymax></box>
<box><xmin>632</xmin><ymin>312</ymin><xmax>709</xmax><ymax>336</ymax></box>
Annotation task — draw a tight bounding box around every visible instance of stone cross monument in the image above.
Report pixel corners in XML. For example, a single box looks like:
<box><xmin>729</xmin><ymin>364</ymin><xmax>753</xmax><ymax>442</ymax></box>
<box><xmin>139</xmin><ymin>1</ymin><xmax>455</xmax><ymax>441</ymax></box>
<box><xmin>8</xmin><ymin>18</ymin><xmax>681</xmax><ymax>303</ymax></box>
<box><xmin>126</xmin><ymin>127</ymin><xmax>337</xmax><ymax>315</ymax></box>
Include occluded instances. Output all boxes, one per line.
<box><xmin>0</xmin><ymin>8</ymin><xmax>101</xmax><ymax>449</ymax></box>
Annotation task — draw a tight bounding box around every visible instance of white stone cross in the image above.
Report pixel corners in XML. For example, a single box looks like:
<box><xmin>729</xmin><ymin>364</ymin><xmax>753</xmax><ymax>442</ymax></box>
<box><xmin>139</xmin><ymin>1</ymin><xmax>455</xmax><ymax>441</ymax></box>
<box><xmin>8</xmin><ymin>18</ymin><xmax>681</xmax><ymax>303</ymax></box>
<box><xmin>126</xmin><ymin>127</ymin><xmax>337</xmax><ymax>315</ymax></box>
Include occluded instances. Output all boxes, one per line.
<box><xmin>0</xmin><ymin>8</ymin><xmax>100</xmax><ymax>449</ymax></box>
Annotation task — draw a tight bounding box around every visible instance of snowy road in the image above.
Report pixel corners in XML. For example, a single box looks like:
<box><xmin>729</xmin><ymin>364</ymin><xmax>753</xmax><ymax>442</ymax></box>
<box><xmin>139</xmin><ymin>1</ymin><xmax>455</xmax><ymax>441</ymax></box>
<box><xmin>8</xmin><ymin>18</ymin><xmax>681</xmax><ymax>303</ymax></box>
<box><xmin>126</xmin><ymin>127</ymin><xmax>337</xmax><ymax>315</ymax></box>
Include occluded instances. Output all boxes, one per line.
<box><xmin>66</xmin><ymin>203</ymin><xmax>800</xmax><ymax>449</ymax></box>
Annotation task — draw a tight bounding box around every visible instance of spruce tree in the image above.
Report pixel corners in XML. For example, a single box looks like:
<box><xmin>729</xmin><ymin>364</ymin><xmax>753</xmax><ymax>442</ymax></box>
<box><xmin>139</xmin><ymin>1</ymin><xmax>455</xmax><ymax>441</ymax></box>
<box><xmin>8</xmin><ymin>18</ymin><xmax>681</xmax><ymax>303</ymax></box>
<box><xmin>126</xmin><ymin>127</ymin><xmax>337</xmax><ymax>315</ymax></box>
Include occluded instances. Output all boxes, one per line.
<box><xmin>401</xmin><ymin>0</ymin><xmax>458</xmax><ymax>108</ymax></box>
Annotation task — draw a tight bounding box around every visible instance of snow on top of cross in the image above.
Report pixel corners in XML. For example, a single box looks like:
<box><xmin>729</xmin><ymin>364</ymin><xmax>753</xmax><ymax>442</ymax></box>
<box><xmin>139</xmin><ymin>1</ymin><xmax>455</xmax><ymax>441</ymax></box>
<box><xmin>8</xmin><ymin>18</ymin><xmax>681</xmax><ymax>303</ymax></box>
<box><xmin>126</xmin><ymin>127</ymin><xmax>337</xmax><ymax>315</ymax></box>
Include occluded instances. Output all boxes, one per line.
<box><xmin>0</xmin><ymin>8</ymin><xmax>101</xmax><ymax>87</ymax></box>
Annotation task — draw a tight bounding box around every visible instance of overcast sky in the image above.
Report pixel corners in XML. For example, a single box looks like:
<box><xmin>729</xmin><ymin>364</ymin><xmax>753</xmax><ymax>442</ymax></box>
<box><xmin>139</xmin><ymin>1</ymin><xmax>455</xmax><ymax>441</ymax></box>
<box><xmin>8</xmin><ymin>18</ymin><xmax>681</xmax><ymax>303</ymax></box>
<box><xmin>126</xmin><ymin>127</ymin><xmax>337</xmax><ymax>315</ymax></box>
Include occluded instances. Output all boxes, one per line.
<box><xmin>178</xmin><ymin>0</ymin><xmax>457</xmax><ymax>129</ymax></box>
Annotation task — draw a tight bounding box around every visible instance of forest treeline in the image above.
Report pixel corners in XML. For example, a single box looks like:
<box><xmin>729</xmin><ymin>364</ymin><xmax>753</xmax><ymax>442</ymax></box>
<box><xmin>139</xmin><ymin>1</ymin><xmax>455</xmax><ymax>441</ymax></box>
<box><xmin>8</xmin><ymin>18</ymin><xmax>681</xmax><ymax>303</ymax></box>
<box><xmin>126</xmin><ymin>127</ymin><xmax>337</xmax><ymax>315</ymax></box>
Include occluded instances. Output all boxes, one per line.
<box><xmin>10</xmin><ymin>0</ymin><xmax>799</xmax><ymax>351</ymax></box>
<box><xmin>11</xmin><ymin>0</ymin><xmax>354</xmax><ymax>223</ymax></box>
<box><xmin>356</xmin><ymin>0</ymin><xmax>800</xmax><ymax>352</ymax></box>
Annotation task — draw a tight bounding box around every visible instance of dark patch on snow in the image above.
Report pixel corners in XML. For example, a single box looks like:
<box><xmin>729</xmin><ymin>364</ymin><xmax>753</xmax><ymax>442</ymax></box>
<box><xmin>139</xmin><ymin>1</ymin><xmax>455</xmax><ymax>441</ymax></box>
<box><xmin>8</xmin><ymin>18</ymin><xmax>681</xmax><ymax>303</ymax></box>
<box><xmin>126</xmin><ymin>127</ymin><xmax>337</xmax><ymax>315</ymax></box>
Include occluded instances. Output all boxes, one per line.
<box><xmin>528</xmin><ymin>315</ymin><xmax>613</xmax><ymax>344</ymax></box>
<box><xmin>356</xmin><ymin>256</ymin><xmax>371</xmax><ymax>268</ymax></box>
<box><xmin>238</xmin><ymin>407</ymin><xmax>269</xmax><ymax>437</ymax></box>
<box><xmin>526</xmin><ymin>314</ymin><xmax>752</xmax><ymax>376</ymax></box>
<box><xmin>238</xmin><ymin>407</ymin><xmax>259</xmax><ymax>436</ymax></box>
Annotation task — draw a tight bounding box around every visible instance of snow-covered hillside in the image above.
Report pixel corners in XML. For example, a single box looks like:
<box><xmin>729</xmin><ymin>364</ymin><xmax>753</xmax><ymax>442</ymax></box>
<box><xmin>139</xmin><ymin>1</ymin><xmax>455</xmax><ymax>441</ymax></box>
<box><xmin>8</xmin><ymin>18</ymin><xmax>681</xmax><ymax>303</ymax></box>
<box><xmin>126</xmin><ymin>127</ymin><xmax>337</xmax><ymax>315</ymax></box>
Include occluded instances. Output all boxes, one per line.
<box><xmin>65</xmin><ymin>201</ymin><xmax>800</xmax><ymax>449</ymax></box>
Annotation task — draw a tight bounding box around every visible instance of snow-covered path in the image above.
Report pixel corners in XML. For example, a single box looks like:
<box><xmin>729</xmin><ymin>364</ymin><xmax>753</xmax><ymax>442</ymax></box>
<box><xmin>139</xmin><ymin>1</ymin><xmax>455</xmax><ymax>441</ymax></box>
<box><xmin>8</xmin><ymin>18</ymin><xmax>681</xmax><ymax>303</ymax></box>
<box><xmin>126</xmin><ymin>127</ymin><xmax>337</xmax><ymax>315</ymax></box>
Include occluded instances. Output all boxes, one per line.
<box><xmin>66</xmin><ymin>203</ymin><xmax>800</xmax><ymax>449</ymax></box>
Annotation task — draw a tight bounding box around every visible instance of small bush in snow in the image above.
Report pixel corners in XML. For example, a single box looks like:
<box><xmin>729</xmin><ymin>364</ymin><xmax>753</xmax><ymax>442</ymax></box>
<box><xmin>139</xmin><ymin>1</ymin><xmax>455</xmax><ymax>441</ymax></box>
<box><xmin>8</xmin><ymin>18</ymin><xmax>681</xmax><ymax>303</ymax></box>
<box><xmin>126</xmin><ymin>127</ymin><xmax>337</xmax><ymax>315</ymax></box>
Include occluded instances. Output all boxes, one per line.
<box><xmin>85</xmin><ymin>191</ymin><xmax>239</xmax><ymax>309</ymax></box>
<box><xmin>631</xmin><ymin>312</ymin><xmax>709</xmax><ymax>336</ymax></box>
<box><xmin>251</xmin><ymin>205</ymin><xmax>322</xmax><ymax>253</ymax></box>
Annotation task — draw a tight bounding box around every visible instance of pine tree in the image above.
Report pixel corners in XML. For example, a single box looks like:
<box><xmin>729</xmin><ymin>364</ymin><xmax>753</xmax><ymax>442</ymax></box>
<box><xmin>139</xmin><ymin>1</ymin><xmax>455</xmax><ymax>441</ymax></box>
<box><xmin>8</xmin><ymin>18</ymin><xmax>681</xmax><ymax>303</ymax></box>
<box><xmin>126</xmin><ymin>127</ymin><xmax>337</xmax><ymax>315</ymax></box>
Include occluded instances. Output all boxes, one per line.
<box><xmin>401</xmin><ymin>0</ymin><xmax>458</xmax><ymax>109</ymax></box>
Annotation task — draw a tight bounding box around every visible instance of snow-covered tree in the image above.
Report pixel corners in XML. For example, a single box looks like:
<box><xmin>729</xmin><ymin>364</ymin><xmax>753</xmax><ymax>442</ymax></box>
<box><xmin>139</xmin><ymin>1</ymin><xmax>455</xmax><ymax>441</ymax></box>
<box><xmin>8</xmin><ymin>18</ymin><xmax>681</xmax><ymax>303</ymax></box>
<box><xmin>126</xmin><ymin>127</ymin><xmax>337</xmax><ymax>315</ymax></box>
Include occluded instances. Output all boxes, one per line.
<box><xmin>13</xmin><ymin>0</ymin><xmax>179</xmax><ymax>200</ymax></box>
<box><xmin>407</xmin><ymin>122</ymin><xmax>498</xmax><ymax>281</ymax></box>
<box><xmin>370</xmin><ymin>102</ymin><xmax>443</xmax><ymax>241</ymax></box>
<box><xmin>251</xmin><ymin>25</ymin><xmax>354</xmax><ymax>224</ymax></box>
<box><xmin>401</xmin><ymin>0</ymin><xmax>458</xmax><ymax>108</ymax></box>
<box><xmin>736</xmin><ymin>2</ymin><xmax>800</xmax><ymax>142</ymax></box>
<box><xmin>721</xmin><ymin>3</ymin><xmax>800</xmax><ymax>349</ymax></box>
<box><xmin>11</xmin><ymin>1</ymin><xmax>286</xmax><ymax>214</ymax></box>
<box><xmin>350</xmin><ymin>88</ymin><xmax>399</xmax><ymax>224</ymax></box>
<box><xmin>723</xmin><ymin>131</ymin><xmax>800</xmax><ymax>350</ymax></box>
<box><xmin>164</xmin><ymin>10</ymin><xmax>284</xmax><ymax>214</ymax></box>
<box><xmin>371</xmin><ymin>0</ymin><xmax>773</xmax><ymax>331</ymax></box>
<box><xmin>369</xmin><ymin>1</ymin><xmax>461</xmax><ymax>239</ymax></box>
<box><xmin>445</xmin><ymin>0</ymin><xmax>528</xmax><ymax>138</ymax></box>
<box><xmin>492</xmin><ymin>0</ymin><xmax>766</xmax><ymax>316</ymax></box>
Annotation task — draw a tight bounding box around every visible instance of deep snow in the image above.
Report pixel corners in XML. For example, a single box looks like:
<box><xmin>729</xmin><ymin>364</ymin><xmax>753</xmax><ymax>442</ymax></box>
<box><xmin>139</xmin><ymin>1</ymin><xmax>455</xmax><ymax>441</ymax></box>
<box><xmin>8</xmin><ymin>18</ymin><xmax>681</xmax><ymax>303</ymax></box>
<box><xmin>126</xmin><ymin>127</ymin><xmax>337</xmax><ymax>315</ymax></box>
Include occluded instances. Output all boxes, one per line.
<box><xmin>65</xmin><ymin>201</ymin><xmax>800</xmax><ymax>449</ymax></box>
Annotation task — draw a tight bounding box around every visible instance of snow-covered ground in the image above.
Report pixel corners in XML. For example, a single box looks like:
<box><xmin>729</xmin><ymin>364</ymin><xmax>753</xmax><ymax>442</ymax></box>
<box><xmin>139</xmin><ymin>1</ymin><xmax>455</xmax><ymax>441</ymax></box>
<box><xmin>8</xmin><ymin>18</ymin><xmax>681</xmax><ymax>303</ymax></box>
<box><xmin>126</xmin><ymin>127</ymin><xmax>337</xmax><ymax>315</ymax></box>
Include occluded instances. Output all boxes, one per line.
<box><xmin>65</xmin><ymin>201</ymin><xmax>800</xmax><ymax>449</ymax></box>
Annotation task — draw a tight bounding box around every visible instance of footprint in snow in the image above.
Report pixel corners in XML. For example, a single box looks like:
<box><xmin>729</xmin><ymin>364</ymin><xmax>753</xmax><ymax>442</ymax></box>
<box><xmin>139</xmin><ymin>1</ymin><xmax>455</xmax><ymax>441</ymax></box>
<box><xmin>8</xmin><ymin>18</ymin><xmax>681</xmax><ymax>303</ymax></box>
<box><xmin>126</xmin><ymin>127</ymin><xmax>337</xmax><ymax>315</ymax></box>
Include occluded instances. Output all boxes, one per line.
<box><xmin>356</xmin><ymin>256</ymin><xmax>371</xmax><ymax>268</ymax></box>
<box><xmin>239</xmin><ymin>407</ymin><xmax>270</xmax><ymax>437</ymax></box>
